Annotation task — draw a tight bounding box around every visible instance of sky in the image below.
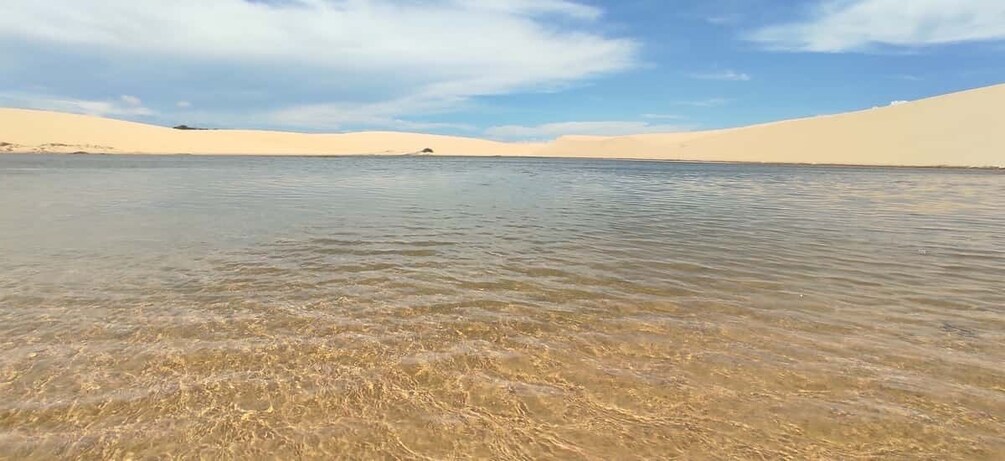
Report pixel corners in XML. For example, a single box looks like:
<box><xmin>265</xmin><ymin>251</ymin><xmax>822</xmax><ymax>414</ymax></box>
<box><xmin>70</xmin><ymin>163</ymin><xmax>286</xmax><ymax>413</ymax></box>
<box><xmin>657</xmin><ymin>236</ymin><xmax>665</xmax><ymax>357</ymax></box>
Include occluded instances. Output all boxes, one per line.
<box><xmin>1</xmin><ymin>0</ymin><xmax>1003</xmax><ymax>140</ymax></box>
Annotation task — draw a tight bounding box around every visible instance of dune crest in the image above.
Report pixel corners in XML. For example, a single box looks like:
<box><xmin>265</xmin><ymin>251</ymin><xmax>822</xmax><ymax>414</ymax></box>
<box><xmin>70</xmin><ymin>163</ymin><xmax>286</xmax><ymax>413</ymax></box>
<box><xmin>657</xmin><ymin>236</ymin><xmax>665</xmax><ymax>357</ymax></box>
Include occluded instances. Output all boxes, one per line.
<box><xmin>1</xmin><ymin>84</ymin><xmax>1003</xmax><ymax>166</ymax></box>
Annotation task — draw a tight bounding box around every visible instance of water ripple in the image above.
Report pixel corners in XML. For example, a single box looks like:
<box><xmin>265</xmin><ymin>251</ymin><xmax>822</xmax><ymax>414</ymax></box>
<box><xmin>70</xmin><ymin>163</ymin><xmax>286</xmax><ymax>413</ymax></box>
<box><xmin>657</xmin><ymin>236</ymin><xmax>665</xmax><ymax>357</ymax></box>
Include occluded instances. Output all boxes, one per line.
<box><xmin>0</xmin><ymin>155</ymin><xmax>1003</xmax><ymax>459</ymax></box>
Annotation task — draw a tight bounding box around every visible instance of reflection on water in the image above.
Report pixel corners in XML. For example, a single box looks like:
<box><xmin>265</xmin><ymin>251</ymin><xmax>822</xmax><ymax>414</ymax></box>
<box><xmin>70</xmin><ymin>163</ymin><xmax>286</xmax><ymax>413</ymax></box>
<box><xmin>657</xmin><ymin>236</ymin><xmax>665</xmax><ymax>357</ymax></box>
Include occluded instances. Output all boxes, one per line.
<box><xmin>0</xmin><ymin>155</ymin><xmax>1002</xmax><ymax>459</ymax></box>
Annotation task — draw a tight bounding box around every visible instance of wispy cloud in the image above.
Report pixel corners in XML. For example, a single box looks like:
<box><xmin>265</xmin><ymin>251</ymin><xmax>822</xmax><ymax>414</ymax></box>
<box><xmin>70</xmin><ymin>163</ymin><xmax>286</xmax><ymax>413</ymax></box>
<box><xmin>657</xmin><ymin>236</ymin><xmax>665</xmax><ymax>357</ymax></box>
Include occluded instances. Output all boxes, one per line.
<box><xmin>269</xmin><ymin>100</ymin><xmax>477</xmax><ymax>132</ymax></box>
<box><xmin>675</xmin><ymin>98</ymin><xmax>732</xmax><ymax>108</ymax></box>
<box><xmin>266</xmin><ymin>91</ymin><xmax>479</xmax><ymax>132</ymax></box>
<box><xmin>641</xmin><ymin>113</ymin><xmax>687</xmax><ymax>120</ymax></box>
<box><xmin>705</xmin><ymin>15</ymin><xmax>740</xmax><ymax>26</ymax></box>
<box><xmin>485</xmin><ymin>121</ymin><xmax>691</xmax><ymax>141</ymax></box>
<box><xmin>689</xmin><ymin>70</ymin><xmax>751</xmax><ymax>81</ymax></box>
<box><xmin>0</xmin><ymin>92</ymin><xmax>154</xmax><ymax>117</ymax></box>
<box><xmin>0</xmin><ymin>0</ymin><xmax>638</xmax><ymax>131</ymax></box>
<box><xmin>749</xmin><ymin>0</ymin><xmax>1005</xmax><ymax>52</ymax></box>
<box><xmin>464</xmin><ymin>0</ymin><xmax>603</xmax><ymax>21</ymax></box>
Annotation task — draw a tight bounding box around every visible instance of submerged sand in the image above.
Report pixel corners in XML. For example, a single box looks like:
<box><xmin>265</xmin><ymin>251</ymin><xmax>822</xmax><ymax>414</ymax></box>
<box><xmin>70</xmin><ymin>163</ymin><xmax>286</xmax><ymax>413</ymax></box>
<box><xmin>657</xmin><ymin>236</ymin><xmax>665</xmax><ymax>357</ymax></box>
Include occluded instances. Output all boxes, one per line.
<box><xmin>1</xmin><ymin>83</ymin><xmax>1003</xmax><ymax>167</ymax></box>
<box><xmin>1</xmin><ymin>156</ymin><xmax>1003</xmax><ymax>459</ymax></box>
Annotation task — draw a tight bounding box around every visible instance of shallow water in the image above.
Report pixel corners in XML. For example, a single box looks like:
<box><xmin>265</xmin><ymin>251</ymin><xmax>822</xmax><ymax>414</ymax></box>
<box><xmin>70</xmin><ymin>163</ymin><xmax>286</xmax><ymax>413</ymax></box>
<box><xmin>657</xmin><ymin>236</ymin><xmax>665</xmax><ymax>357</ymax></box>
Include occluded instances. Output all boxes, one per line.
<box><xmin>0</xmin><ymin>154</ymin><xmax>1002</xmax><ymax>459</ymax></box>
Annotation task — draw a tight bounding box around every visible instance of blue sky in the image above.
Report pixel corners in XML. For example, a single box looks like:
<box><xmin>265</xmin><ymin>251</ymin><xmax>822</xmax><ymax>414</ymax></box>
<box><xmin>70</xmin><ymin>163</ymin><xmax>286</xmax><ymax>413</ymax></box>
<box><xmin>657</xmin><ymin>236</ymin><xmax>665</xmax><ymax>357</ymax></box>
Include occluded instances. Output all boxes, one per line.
<box><xmin>1</xmin><ymin>0</ymin><xmax>1003</xmax><ymax>140</ymax></box>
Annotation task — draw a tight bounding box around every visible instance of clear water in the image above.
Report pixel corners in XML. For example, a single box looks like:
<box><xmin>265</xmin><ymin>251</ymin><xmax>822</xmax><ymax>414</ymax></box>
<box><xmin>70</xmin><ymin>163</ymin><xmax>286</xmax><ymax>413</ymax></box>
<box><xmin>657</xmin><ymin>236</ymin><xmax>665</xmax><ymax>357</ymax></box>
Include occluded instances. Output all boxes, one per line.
<box><xmin>1</xmin><ymin>155</ymin><xmax>1003</xmax><ymax>459</ymax></box>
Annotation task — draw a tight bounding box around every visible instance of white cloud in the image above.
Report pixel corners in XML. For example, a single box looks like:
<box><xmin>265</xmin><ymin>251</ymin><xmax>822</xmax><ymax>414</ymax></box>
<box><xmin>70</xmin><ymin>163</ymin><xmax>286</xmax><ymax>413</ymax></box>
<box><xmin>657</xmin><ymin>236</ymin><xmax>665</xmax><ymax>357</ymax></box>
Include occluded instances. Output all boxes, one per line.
<box><xmin>749</xmin><ymin>0</ymin><xmax>1005</xmax><ymax>52</ymax></box>
<box><xmin>689</xmin><ymin>70</ymin><xmax>751</xmax><ymax>81</ymax></box>
<box><xmin>266</xmin><ymin>91</ymin><xmax>479</xmax><ymax>131</ymax></box>
<box><xmin>705</xmin><ymin>15</ymin><xmax>739</xmax><ymax>26</ymax></box>
<box><xmin>485</xmin><ymin>121</ymin><xmax>691</xmax><ymax>141</ymax></box>
<box><xmin>0</xmin><ymin>0</ymin><xmax>637</xmax><ymax>130</ymax></box>
<box><xmin>870</xmin><ymin>100</ymin><xmax>912</xmax><ymax>109</ymax></box>
<box><xmin>462</xmin><ymin>0</ymin><xmax>602</xmax><ymax>20</ymax></box>
<box><xmin>641</xmin><ymin>113</ymin><xmax>687</xmax><ymax>120</ymax></box>
<box><xmin>176</xmin><ymin>101</ymin><xmax>192</xmax><ymax>109</ymax></box>
<box><xmin>0</xmin><ymin>92</ymin><xmax>154</xmax><ymax>117</ymax></box>
<box><xmin>675</xmin><ymin>98</ymin><xmax>732</xmax><ymax>108</ymax></box>
<box><xmin>119</xmin><ymin>95</ymin><xmax>143</xmax><ymax>106</ymax></box>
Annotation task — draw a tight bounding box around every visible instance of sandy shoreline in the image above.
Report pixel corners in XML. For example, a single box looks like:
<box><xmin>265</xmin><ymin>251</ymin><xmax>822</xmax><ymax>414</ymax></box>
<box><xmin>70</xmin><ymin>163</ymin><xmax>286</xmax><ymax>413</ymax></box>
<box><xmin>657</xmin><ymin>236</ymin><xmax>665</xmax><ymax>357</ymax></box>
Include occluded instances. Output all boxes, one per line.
<box><xmin>2</xmin><ymin>83</ymin><xmax>1003</xmax><ymax>167</ymax></box>
<box><xmin>4</xmin><ymin>152</ymin><xmax>1002</xmax><ymax>171</ymax></box>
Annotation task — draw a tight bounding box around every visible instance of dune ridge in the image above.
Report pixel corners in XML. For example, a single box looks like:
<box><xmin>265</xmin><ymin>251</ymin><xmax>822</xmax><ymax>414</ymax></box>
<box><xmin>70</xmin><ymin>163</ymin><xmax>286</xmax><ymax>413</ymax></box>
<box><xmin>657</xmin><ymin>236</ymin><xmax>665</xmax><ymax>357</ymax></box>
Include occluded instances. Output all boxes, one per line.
<box><xmin>1</xmin><ymin>83</ymin><xmax>1003</xmax><ymax>167</ymax></box>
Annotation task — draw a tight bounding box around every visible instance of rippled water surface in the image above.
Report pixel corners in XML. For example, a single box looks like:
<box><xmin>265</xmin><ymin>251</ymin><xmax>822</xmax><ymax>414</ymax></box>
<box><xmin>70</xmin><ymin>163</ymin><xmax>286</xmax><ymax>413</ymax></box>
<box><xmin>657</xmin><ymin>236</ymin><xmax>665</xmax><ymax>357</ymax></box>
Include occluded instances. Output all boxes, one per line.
<box><xmin>1</xmin><ymin>154</ymin><xmax>1003</xmax><ymax>459</ymax></box>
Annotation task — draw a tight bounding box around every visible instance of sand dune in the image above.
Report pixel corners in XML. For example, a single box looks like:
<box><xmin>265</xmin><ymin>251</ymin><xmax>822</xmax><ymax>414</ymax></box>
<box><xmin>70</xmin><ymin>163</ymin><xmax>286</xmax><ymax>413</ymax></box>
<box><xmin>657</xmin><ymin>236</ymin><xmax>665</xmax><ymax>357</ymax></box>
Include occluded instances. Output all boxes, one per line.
<box><xmin>1</xmin><ymin>83</ymin><xmax>1003</xmax><ymax>166</ymax></box>
<box><xmin>541</xmin><ymin>84</ymin><xmax>1005</xmax><ymax>167</ymax></box>
<box><xmin>0</xmin><ymin>109</ymin><xmax>541</xmax><ymax>157</ymax></box>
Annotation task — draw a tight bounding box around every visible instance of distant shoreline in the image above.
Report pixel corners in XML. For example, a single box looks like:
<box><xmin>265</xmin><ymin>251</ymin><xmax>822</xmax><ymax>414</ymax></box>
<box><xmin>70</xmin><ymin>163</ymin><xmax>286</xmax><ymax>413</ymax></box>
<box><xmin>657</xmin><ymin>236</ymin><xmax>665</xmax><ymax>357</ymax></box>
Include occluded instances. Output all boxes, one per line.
<box><xmin>3</xmin><ymin>151</ymin><xmax>1002</xmax><ymax>171</ymax></box>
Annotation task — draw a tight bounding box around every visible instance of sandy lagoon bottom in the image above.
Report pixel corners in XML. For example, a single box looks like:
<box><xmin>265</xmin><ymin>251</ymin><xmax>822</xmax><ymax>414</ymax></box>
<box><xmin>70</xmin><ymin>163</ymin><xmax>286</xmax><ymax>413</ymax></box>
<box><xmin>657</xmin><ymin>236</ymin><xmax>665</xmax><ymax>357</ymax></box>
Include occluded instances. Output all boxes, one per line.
<box><xmin>0</xmin><ymin>155</ymin><xmax>1002</xmax><ymax>459</ymax></box>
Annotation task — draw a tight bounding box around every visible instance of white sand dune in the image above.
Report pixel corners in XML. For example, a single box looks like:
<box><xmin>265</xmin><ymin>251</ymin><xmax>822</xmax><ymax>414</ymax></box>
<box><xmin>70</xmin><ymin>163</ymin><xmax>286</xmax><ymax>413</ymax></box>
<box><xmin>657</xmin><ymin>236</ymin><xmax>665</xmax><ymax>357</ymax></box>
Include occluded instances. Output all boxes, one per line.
<box><xmin>2</xmin><ymin>83</ymin><xmax>1003</xmax><ymax>167</ymax></box>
